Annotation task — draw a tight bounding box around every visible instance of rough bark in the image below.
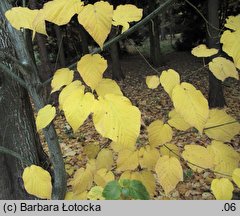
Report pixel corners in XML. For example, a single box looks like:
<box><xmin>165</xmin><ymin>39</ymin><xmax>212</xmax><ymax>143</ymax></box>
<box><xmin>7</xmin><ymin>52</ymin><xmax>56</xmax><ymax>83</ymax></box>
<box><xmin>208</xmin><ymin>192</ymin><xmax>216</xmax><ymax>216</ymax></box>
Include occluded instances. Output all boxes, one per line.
<box><xmin>149</xmin><ymin>0</ymin><xmax>165</xmax><ymax>66</ymax></box>
<box><xmin>207</xmin><ymin>0</ymin><xmax>225</xmax><ymax>108</ymax></box>
<box><xmin>0</xmin><ymin>0</ymin><xmax>67</xmax><ymax>199</ymax></box>
<box><xmin>0</xmin><ymin>8</ymin><xmax>46</xmax><ymax>200</ymax></box>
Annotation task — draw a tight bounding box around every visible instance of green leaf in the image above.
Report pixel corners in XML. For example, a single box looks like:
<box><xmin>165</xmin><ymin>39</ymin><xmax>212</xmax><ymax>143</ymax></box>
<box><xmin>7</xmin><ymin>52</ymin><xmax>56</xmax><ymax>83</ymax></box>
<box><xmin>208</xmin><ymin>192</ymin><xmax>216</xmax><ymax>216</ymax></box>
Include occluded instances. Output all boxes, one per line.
<box><xmin>128</xmin><ymin>180</ymin><xmax>150</xmax><ymax>200</ymax></box>
<box><xmin>102</xmin><ymin>180</ymin><xmax>121</xmax><ymax>200</ymax></box>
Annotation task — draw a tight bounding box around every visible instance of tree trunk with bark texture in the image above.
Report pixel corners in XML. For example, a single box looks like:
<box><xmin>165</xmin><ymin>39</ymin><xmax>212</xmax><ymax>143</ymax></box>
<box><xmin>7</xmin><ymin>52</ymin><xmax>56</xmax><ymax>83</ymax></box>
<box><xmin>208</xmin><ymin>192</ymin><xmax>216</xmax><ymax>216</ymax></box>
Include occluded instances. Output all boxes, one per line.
<box><xmin>149</xmin><ymin>0</ymin><xmax>165</xmax><ymax>66</ymax></box>
<box><xmin>207</xmin><ymin>0</ymin><xmax>225</xmax><ymax>108</ymax></box>
<box><xmin>0</xmin><ymin>9</ymin><xmax>47</xmax><ymax>199</ymax></box>
<box><xmin>109</xmin><ymin>28</ymin><xmax>125</xmax><ymax>80</ymax></box>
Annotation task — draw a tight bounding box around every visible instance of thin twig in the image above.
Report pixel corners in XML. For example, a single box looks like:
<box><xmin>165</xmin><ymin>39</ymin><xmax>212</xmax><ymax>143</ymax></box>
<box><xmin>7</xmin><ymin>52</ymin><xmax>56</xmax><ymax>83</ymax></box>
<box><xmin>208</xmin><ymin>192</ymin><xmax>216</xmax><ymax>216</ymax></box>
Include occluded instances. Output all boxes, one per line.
<box><xmin>162</xmin><ymin>144</ymin><xmax>231</xmax><ymax>177</ymax></box>
<box><xmin>0</xmin><ymin>146</ymin><xmax>32</xmax><ymax>166</ymax></box>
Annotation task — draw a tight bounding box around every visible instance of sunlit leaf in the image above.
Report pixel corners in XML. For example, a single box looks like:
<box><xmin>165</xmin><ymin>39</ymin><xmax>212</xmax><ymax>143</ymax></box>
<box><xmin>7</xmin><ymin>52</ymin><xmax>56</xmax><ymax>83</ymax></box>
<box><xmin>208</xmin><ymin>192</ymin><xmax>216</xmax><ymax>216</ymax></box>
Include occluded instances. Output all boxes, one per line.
<box><xmin>145</xmin><ymin>75</ymin><xmax>160</xmax><ymax>89</ymax></box>
<box><xmin>93</xmin><ymin>94</ymin><xmax>141</xmax><ymax>150</ymax></box>
<box><xmin>138</xmin><ymin>146</ymin><xmax>160</xmax><ymax>170</ymax></box>
<box><xmin>96</xmin><ymin>149</ymin><xmax>114</xmax><ymax>170</ymax></box>
<box><xmin>77</xmin><ymin>54</ymin><xmax>107</xmax><ymax>91</ymax></box>
<box><xmin>147</xmin><ymin>120</ymin><xmax>173</xmax><ymax>147</ymax></box>
<box><xmin>22</xmin><ymin>165</ymin><xmax>52</xmax><ymax>199</ymax></box>
<box><xmin>182</xmin><ymin>145</ymin><xmax>214</xmax><ymax>172</ymax></box>
<box><xmin>36</xmin><ymin>105</ymin><xmax>56</xmax><ymax>131</ymax></box>
<box><xmin>117</xmin><ymin>149</ymin><xmax>139</xmax><ymax>172</ymax></box>
<box><xmin>160</xmin><ymin>143</ymin><xmax>180</xmax><ymax>158</ymax></box>
<box><xmin>78</xmin><ymin>1</ymin><xmax>113</xmax><ymax>48</ymax></box>
<box><xmin>160</xmin><ymin>69</ymin><xmax>180</xmax><ymax>97</ymax></box>
<box><xmin>225</xmin><ymin>15</ymin><xmax>240</xmax><ymax>31</ymax></box>
<box><xmin>51</xmin><ymin>68</ymin><xmax>74</xmax><ymax>93</ymax></box>
<box><xmin>155</xmin><ymin>155</ymin><xmax>183</xmax><ymax>195</ymax></box>
<box><xmin>39</xmin><ymin>0</ymin><xmax>83</xmax><ymax>25</ymax></box>
<box><xmin>209</xmin><ymin>57</ymin><xmax>239</xmax><ymax>81</ymax></box>
<box><xmin>87</xmin><ymin>186</ymin><xmax>105</xmax><ymax>200</ymax></box>
<box><xmin>172</xmin><ymin>82</ymin><xmax>209</xmax><ymax>133</ymax></box>
<box><xmin>62</xmin><ymin>89</ymin><xmax>95</xmax><ymax>132</ymax></box>
<box><xmin>83</xmin><ymin>142</ymin><xmax>100</xmax><ymax>159</ymax></box>
<box><xmin>232</xmin><ymin>168</ymin><xmax>240</xmax><ymax>188</ymax></box>
<box><xmin>95</xmin><ymin>78</ymin><xmax>123</xmax><ymax>97</ymax></box>
<box><xmin>220</xmin><ymin>30</ymin><xmax>240</xmax><ymax>69</ymax></box>
<box><xmin>204</xmin><ymin>109</ymin><xmax>240</xmax><ymax>142</ymax></box>
<box><xmin>207</xmin><ymin>140</ymin><xmax>240</xmax><ymax>176</ymax></box>
<box><xmin>112</xmin><ymin>4</ymin><xmax>143</xmax><ymax>32</ymax></box>
<box><xmin>70</xmin><ymin>168</ymin><xmax>93</xmax><ymax>194</ymax></box>
<box><xmin>58</xmin><ymin>80</ymin><xmax>84</xmax><ymax>110</ymax></box>
<box><xmin>5</xmin><ymin>7</ymin><xmax>47</xmax><ymax>36</ymax></box>
<box><xmin>211</xmin><ymin>178</ymin><xmax>233</xmax><ymax>200</ymax></box>
<box><xmin>168</xmin><ymin>109</ymin><xmax>191</xmax><ymax>131</ymax></box>
<box><xmin>131</xmin><ymin>170</ymin><xmax>156</xmax><ymax>197</ymax></box>
<box><xmin>94</xmin><ymin>168</ymin><xmax>115</xmax><ymax>187</ymax></box>
<box><xmin>64</xmin><ymin>191</ymin><xmax>88</xmax><ymax>200</ymax></box>
<box><xmin>191</xmin><ymin>44</ymin><xmax>218</xmax><ymax>57</ymax></box>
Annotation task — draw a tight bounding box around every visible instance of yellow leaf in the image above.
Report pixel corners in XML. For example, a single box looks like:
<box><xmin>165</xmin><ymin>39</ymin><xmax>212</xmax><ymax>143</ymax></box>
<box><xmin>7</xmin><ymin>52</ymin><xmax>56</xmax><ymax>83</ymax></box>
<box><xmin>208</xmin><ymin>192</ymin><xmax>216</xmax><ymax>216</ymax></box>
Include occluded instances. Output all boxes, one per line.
<box><xmin>39</xmin><ymin>0</ymin><xmax>83</xmax><ymax>26</ymax></box>
<box><xmin>168</xmin><ymin>109</ymin><xmax>191</xmax><ymax>131</ymax></box>
<box><xmin>225</xmin><ymin>15</ymin><xmax>240</xmax><ymax>31</ymax></box>
<box><xmin>94</xmin><ymin>168</ymin><xmax>115</xmax><ymax>187</ymax></box>
<box><xmin>59</xmin><ymin>80</ymin><xmax>84</xmax><ymax>110</ymax></box>
<box><xmin>86</xmin><ymin>159</ymin><xmax>97</xmax><ymax>174</ymax></box>
<box><xmin>131</xmin><ymin>170</ymin><xmax>156</xmax><ymax>197</ymax></box>
<box><xmin>5</xmin><ymin>7</ymin><xmax>47</xmax><ymax>36</ymax></box>
<box><xmin>138</xmin><ymin>146</ymin><xmax>160</xmax><ymax>170</ymax></box>
<box><xmin>209</xmin><ymin>57</ymin><xmax>239</xmax><ymax>81</ymax></box>
<box><xmin>95</xmin><ymin>78</ymin><xmax>123</xmax><ymax>97</ymax></box>
<box><xmin>160</xmin><ymin>143</ymin><xmax>179</xmax><ymax>158</ymax></box>
<box><xmin>160</xmin><ymin>69</ymin><xmax>180</xmax><ymax>97</ymax></box>
<box><xmin>87</xmin><ymin>186</ymin><xmax>105</xmax><ymax>200</ymax></box>
<box><xmin>182</xmin><ymin>145</ymin><xmax>214</xmax><ymax>172</ymax></box>
<box><xmin>22</xmin><ymin>165</ymin><xmax>52</xmax><ymax>199</ymax></box>
<box><xmin>145</xmin><ymin>75</ymin><xmax>160</xmax><ymax>89</ymax></box>
<box><xmin>93</xmin><ymin>94</ymin><xmax>141</xmax><ymax>150</ymax></box>
<box><xmin>36</xmin><ymin>105</ymin><xmax>56</xmax><ymax>131</ymax></box>
<box><xmin>207</xmin><ymin>140</ymin><xmax>240</xmax><ymax>176</ymax></box>
<box><xmin>220</xmin><ymin>30</ymin><xmax>240</xmax><ymax>69</ymax></box>
<box><xmin>62</xmin><ymin>90</ymin><xmax>95</xmax><ymax>132</ymax></box>
<box><xmin>147</xmin><ymin>120</ymin><xmax>173</xmax><ymax>147</ymax></box>
<box><xmin>78</xmin><ymin>1</ymin><xmax>113</xmax><ymax>48</ymax></box>
<box><xmin>211</xmin><ymin>178</ymin><xmax>233</xmax><ymax>200</ymax></box>
<box><xmin>117</xmin><ymin>149</ymin><xmax>139</xmax><ymax>171</ymax></box>
<box><xmin>191</xmin><ymin>44</ymin><xmax>218</xmax><ymax>57</ymax></box>
<box><xmin>83</xmin><ymin>142</ymin><xmax>100</xmax><ymax>159</ymax></box>
<box><xmin>51</xmin><ymin>68</ymin><xmax>74</xmax><ymax>93</ymax></box>
<box><xmin>112</xmin><ymin>4</ymin><xmax>143</xmax><ymax>32</ymax></box>
<box><xmin>71</xmin><ymin>168</ymin><xmax>93</xmax><ymax>194</ymax></box>
<box><xmin>96</xmin><ymin>149</ymin><xmax>114</xmax><ymax>170</ymax></box>
<box><xmin>64</xmin><ymin>191</ymin><xmax>88</xmax><ymax>200</ymax></box>
<box><xmin>77</xmin><ymin>54</ymin><xmax>107</xmax><ymax>90</ymax></box>
<box><xmin>172</xmin><ymin>82</ymin><xmax>209</xmax><ymax>133</ymax></box>
<box><xmin>232</xmin><ymin>168</ymin><xmax>240</xmax><ymax>188</ymax></box>
<box><xmin>204</xmin><ymin>109</ymin><xmax>240</xmax><ymax>142</ymax></box>
<box><xmin>119</xmin><ymin>171</ymin><xmax>132</xmax><ymax>180</ymax></box>
<box><xmin>155</xmin><ymin>156</ymin><xmax>183</xmax><ymax>195</ymax></box>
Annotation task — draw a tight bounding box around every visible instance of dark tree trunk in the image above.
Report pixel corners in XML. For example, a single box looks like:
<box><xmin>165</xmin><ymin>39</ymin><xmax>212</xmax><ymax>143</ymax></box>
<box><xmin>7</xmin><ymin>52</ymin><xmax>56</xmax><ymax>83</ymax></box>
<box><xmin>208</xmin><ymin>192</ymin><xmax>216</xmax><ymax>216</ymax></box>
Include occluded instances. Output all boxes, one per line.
<box><xmin>0</xmin><ymin>9</ymin><xmax>47</xmax><ymax>199</ymax></box>
<box><xmin>109</xmin><ymin>28</ymin><xmax>125</xmax><ymax>81</ymax></box>
<box><xmin>79</xmin><ymin>25</ymin><xmax>89</xmax><ymax>55</ymax></box>
<box><xmin>54</xmin><ymin>26</ymin><xmax>66</xmax><ymax>68</ymax></box>
<box><xmin>207</xmin><ymin>0</ymin><xmax>225</xmax><ymax>108</ymax></box>
<box><xmin>149</xmin><ymin>0</ymin><xmax>165</xmax><ymax>66</ymax></box>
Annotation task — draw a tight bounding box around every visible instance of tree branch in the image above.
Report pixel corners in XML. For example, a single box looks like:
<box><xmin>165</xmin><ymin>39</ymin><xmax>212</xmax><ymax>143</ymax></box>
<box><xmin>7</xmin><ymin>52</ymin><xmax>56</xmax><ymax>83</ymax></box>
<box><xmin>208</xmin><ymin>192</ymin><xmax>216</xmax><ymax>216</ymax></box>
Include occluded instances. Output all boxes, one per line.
<box><xmin>0</xmin><ymin>62</ymin><xmax>28</xmax><ymax>88</ymax></box>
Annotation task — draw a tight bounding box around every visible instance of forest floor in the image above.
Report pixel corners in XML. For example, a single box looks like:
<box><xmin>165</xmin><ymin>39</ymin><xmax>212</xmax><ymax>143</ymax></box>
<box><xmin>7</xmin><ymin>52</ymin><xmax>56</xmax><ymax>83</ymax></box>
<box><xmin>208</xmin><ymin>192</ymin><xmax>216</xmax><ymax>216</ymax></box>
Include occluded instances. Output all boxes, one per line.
<box><xmin>43</xmin><ymin>50</ymin><xmax>240</xmax><ymax>200</ymax></box>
